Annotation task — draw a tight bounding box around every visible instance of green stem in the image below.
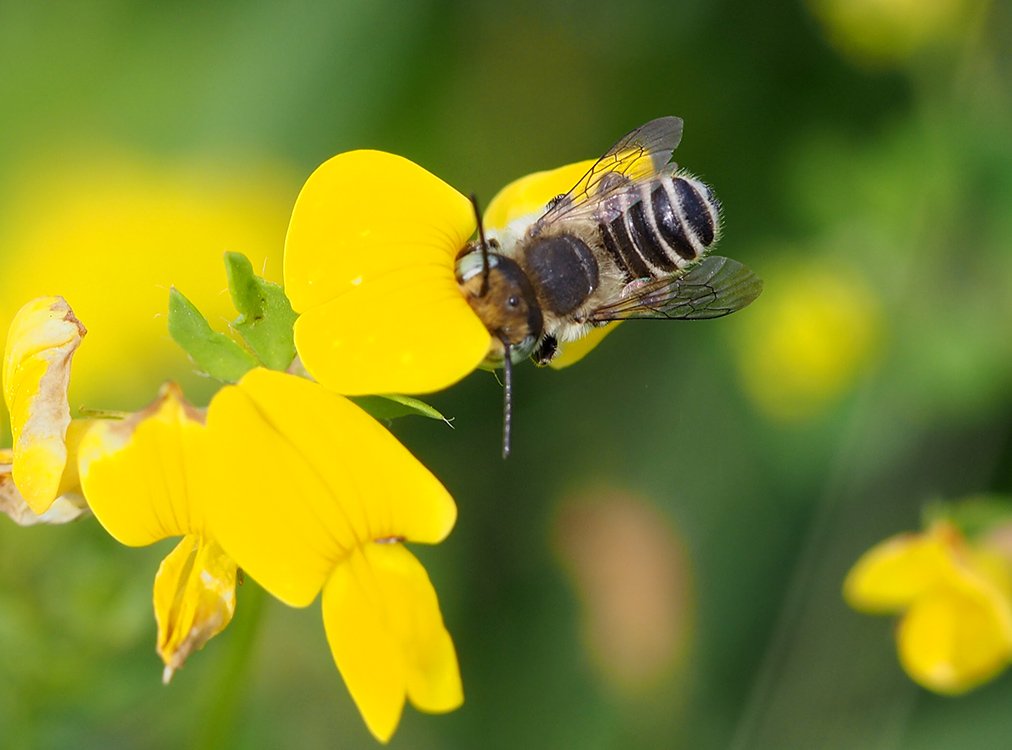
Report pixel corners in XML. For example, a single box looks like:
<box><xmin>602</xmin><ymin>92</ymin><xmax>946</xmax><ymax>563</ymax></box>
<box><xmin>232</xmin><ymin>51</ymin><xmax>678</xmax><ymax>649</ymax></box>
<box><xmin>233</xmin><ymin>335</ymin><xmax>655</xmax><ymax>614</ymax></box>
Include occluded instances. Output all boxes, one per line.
<box><xmin>194</xmin><ymin>579</ymin><xmax>268</xmax><ymax>750</ymax></box>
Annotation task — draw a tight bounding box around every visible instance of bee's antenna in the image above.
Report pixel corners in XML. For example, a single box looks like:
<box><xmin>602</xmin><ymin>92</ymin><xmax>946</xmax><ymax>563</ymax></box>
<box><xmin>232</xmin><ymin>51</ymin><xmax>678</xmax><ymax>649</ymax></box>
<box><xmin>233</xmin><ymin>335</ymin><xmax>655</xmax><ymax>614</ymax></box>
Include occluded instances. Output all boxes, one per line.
<box><xmin>470</xmin><ymin>193</ymin><xmax>491</xmax><ymax>298</ymax></box>
<box><xmin>501</xmin><ymin>340</ymin><xmax>512</xmax><ymax>459</ymax></box>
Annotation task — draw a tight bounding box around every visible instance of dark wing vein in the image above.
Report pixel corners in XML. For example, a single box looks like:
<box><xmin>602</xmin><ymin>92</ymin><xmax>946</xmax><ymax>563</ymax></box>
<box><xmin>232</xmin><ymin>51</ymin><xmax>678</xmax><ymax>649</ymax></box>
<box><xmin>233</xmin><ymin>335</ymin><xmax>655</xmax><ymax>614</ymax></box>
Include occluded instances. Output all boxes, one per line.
<box><xmin>532</xmin><ymin>117</ymin><xmax>684</xmax><ymax>231</ymax></box>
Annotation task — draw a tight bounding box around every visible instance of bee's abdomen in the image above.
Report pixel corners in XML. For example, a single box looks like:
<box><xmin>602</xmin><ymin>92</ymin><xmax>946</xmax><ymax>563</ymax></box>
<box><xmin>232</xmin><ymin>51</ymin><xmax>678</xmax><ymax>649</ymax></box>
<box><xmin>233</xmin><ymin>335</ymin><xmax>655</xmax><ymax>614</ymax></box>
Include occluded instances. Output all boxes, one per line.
<box><xmin>600</xmin><ymin>175</ymin><xmax>720</xmax><ymax>280</ymax></box>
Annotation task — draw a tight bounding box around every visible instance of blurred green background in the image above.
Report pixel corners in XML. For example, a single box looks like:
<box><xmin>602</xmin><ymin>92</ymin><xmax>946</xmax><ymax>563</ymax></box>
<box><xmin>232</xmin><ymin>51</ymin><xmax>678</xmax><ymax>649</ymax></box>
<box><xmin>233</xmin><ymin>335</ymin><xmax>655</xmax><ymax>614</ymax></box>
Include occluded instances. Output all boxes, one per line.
<box><xmin>1</xmin><ymin>0</ymin><xmax>1011</xmax><ymax>748</ymax></box>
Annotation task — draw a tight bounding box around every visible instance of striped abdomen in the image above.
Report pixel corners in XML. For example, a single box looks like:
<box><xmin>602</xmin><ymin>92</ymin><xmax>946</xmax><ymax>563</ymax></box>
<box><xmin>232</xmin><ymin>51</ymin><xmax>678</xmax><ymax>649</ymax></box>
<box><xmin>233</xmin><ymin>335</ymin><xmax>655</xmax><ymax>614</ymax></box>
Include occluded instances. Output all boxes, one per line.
<box><xmin>599</xmin><ymin>175</ymin><xmax>721</xmax><ymax>280</ymax></box>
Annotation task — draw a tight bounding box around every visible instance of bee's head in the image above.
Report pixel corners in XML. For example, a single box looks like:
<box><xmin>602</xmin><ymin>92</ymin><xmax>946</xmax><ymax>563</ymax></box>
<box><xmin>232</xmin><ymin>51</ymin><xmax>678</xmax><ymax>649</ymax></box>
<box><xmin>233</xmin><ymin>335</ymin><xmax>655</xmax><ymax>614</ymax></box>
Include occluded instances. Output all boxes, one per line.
<box><xmin>456</xmin><ymin>243</ymin><xmax>543</xmax><ymax>365</ymax></box>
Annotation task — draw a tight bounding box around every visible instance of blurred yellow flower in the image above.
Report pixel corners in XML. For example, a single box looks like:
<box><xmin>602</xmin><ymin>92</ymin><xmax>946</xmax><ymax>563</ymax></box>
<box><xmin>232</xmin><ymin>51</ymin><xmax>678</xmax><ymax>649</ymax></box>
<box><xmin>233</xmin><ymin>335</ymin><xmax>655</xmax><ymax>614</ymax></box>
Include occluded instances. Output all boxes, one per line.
<box><xmin>283</xmin><ymin>151</ymin><xmax>627</xmax><ymax>396</ymax></box>
<box><xmin>0</xmin><ymin>148</ymin><xmax>293</xmax><ymax>418</ymax></box>
<box><xmin>807</xmin><ymin>0</ymin><xmax>986</xmax><ymax>67</ymax></box>
<box><xmin>1</xmin><ymin>296</ymin><xmax>90</xmax><ymax>524</ymax></box>
<box><xmin>200</xmin><ymin>367</ymin><xmax>461</xmax><ymax>743</ymax></box>
<box><xmin>78</xmin><ymin>382</ymin><xmax>237</xmax><ymax>682</ymax></box>
<box><xmin>845</xmin><ymin>520</ymin><xmax>1012</xmax><ymax>693</ymax></box>
<box><xmin>734</xmin><ymin>261</ymin><xmax>880</xmax><ymax>422</ymax></box>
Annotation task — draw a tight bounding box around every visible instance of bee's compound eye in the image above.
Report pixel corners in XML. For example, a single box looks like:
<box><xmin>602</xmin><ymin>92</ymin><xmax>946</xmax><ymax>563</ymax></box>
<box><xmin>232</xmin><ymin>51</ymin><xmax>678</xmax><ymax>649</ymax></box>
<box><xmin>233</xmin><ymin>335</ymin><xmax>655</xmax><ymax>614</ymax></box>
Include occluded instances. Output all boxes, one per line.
<box><xmin>507</xmin><ymin>295</ymin><xmax>520</xmax><ymax>308</ymax></box>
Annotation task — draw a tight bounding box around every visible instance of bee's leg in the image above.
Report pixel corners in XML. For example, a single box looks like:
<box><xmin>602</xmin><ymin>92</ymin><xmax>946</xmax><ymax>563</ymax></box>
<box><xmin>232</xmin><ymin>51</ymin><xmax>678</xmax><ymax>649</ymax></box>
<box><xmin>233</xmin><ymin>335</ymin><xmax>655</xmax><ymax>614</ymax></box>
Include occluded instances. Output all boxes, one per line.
<box><xmin>531</xmin><ymin>334</ymin><xmax>558</xmax><ymax>366</ymax></box>
<box><xmin>546</xmin><ymin>193</ymin><xmax>568</xmax><ymax>211</ymax></box>
<box><xmin>620</xmin><ymin>277</ymin><xmax>654</xmax><ymax>298</ymax></box>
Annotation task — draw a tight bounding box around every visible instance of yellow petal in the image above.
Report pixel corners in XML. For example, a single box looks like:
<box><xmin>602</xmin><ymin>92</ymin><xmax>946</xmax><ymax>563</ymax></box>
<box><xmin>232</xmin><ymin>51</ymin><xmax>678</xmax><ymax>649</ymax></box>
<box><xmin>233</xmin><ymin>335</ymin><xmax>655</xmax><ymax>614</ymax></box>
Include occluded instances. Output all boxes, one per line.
<box><xmin>0</xmin><ymin>485</ymin><xmax>88</xmax><ymax>526</ymax></box>
<box><xmin>547</xmin><ymin>323</ymin><xmax>621</xmax><ymax>370</ymax></box>
<box><xmin>0</xmin><ymin>418</ymin><xmax>93</xmax><ymax>527</ymax></box>
<box><xmin>56</xmin><ymin>417</ymin><xmax>93</xmax><ymax>497</ymax></box>
<box><xmin>1</xmin><ymin>446</ymin><xmax>89</xmax><ymax>526</ymax></box>
<box><xmin>202</xmin><ymin>368</ymin><xmax>457</xmax><ymax>608</ymax></box>
<box><xmin>483</xmin><ymin>159</ymin><xmax>596</xmax><ymax>231</ymax></box>
<box><xmin>968</xmin><ymin>546</ymin><xmax>1012</xmax><ymax>603</ymax></box>
<box><xmin>2</xmin><ymin>296</ymin><xmax>86</xmax><ymax>513</ymax></box>
<box><xmin>322</xmin><ymin>543</ymin><xmax>462</xmax><ymax>743</ymax></box>
<box><xmin>154</xmin><ymin>534</ymin><xmax>238</xmax><ymax>684</ymax></box>
<box><xmin>293</xmin><ymin>264</ymin><xmax>490</xmax><ymax>395</ymax></box>
<box><xmin>844</xmin><ymin>525</ymin><xmax>961</xmax><ymax>613</ymax></box>
<box><xmin>78</xmin><ymin>383</ymin><xmax>206</xmax><ymax>545</ymax></box>
<box><xmin>285</xmin><ymin>149</ymin><xmax>473</xmax><ymax>311</ymax></box>
<box><xmin>898</xmin><ymin>580</ymin><xmax>1012</xmax><ymax>694</ymax></box>
<box><xmin>284</xmin><ymin>149</ymin><xmax>489</xmax><ymax>395</ymax></box>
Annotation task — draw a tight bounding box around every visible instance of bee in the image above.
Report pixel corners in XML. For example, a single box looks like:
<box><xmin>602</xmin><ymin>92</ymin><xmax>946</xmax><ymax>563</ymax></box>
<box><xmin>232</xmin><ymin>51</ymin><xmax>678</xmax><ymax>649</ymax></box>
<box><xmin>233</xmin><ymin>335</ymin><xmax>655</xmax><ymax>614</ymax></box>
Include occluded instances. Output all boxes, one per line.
<box><xmin>455</xmin><ymin>116</ymin><xmax>762</xmax><ymax>455</ymax></box>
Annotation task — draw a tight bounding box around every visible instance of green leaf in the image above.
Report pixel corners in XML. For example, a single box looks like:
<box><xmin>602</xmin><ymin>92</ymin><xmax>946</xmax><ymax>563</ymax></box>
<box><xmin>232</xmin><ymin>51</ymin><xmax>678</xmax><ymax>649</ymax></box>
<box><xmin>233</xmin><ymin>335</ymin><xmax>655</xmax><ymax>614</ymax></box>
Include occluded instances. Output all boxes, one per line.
<box><xmin>351</xmin><ymin>394</ymin><xmax>452</xmax><ymax>424</ymax></box>
<box><xmin>225</xmin><ymin>252</ymin><xmax>297</xmax><ymax>371</ymax></box>
<box><xmin>168</xmin><ymin>287</ymin><xmax>257</xmax><ymax>383</ymax></box>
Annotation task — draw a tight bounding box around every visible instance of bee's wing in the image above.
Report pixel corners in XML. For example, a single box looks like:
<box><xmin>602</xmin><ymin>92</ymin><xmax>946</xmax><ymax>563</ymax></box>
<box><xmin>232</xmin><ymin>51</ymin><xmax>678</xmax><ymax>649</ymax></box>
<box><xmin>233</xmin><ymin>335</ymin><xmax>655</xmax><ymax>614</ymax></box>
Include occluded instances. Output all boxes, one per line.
<box><xmin>588</xmin><ymin>256</ymin><xmax>763</xmax><ymax>321</ymax></box>
<box><xmin>531</xmin><ymin>117</ymin><xmax>684</xmax><ymax>232</ymax></box>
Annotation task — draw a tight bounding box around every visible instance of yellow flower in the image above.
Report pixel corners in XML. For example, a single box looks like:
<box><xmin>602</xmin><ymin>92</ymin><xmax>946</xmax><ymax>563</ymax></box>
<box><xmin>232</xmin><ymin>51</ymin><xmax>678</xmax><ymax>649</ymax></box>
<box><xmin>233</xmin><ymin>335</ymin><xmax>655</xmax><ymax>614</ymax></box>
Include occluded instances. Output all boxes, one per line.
<box><xmin>845</xmin><ymin>520</ymin><xmax>1012</xmax><ymax>693</ymax></box>
<box><xmin>1</xmin><ymin>296</ymin><xmax>90</xmax><ymax>523</ymax></box>
<box><xmin>284</xmin><ymin>150</ymin><xmax>628</xmax><ymax>396</ymax></box>
<box><xmin>200</xmin><ymin>367</ymin><xmax>461</xmax><ymax>743</ymax></box>
<box><xmin>734</xmin><ymin>261</ymin><xmax>880</xmax><ymax>422</ymax></box>
<box><xmin>807</xmin><ymin>0</ymin><xmax>985</xmax><ymax>68</ymax></box>
<box><xmin>77</xmin><ymin>382</ymin><xmax>237</xmax><ymax>683</ymax></box>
